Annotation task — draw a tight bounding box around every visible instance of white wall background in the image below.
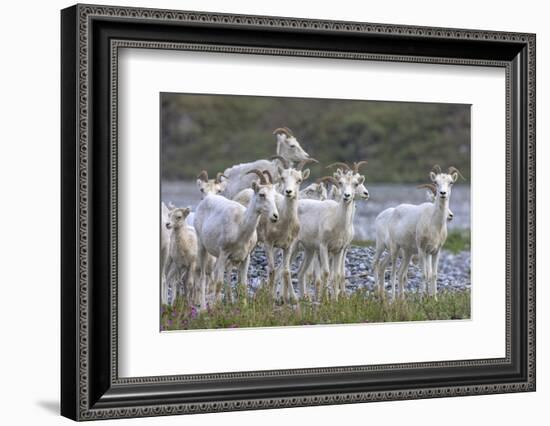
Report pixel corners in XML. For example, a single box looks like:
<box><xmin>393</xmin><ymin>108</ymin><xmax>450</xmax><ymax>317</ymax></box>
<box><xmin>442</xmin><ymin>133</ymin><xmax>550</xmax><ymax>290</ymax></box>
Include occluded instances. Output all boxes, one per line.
<box><xmin>0</xmin><ymin>0</ymin><xmax>546</xmax><ymax>424</ymax></box>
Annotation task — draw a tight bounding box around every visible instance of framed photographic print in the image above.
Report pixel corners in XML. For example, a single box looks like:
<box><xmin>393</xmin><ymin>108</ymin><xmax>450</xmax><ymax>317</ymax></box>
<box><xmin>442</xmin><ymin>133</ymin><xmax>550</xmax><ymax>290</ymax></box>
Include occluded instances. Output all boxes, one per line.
<box><xmin>61</xmin><ymin>3</ymin><xmax>536</xmax><ymax>421</ymax></box>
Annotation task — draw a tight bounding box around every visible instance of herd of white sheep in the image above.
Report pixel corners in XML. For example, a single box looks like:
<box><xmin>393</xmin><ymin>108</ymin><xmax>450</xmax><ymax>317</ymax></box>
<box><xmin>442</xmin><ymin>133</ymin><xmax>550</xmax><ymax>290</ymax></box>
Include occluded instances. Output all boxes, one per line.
<box><xmin>161</xmin><ymin>127</ymin><xmax>462</xmax><ymax>311</ymax></box>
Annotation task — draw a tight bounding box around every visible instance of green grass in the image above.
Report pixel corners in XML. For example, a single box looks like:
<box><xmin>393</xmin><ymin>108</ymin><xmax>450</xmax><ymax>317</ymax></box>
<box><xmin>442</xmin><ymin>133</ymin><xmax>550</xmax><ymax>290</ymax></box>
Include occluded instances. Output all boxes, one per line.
<box><xmin>161</xmin><ymin>287</ymin><xmax>470</xmax><ymax>331</ymax></box>
<box><xmin>444</xmin><ymin>230</ymin><xmax>471</xmax><ymax>254</ymax></box>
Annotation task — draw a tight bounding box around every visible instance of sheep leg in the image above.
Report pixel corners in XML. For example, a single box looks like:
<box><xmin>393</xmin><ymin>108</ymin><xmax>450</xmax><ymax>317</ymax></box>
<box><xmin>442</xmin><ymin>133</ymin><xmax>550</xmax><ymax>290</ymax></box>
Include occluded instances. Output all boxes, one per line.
<box><xmin>264</xmin><ymin>242</ymin><xmax>276</xmax><ymax>296</ymax></box>
<box><xmin>397</xmin><ymin>252</ymin><xmax>413</xmax><ymax>299</ymax></box>
<box><xmin>426</xmin><ymin>254</ymin><xmax>433</xmax><ymax>298</ymax></box>
<box><xmin>372</xmin><ymin>241</ymin><xmax>385</xmax><ymax>295</ymax></box>
<box><xmin>430</xmin><ymin>252</ymin><xmax>440</xmax><ymax>299</ymax></box>
<box><xmin>281</xmin><ymin>247</ymin><xmax>298</xmax><ymax>304</ymax></box>
<box><xmin>237</xmin><ymin>256</ymin><xmax>250</xmax><ymax>305</ymax></box>
<box><xmin>338</xmin><ymin>248</ymin><xmax>348</xmax><ymax>297</ymax></box>
<box><xmin>388</xmin><ymin>243</ymin><xmax>399</xmax><ymax>301</ymax></box>
<box><xmin>318</xmin><ymin>245</ymin><xmax>332</xmax><ymax>300</ymax></box>
<box><xmin>162</xmin><ymin>256</ymin><xmax>173</xmax><ymax>306</ymax></box>
<box><xmin>330</xmin><ymin>252</ymin><xmax>342</xmax><ymax>298</ymax></box>
<box><xmin>212</xmin><ymin>252</ymin><xmax>228</xmax><ymax>304</ymax></box>
<box><xmin>297</xmin><ymin>249</ymin><xmax>315</xmax><ymax>300</ymax></box>
<box><xmin>418</xmin><ymin>250</ymin><xmax>428</xmax><ymax>296</ymax></box>
<box><xmin>185</xmin><ymin>261</ymin><xmax>197</xmax><ymax>305</ymax></box>
<box><xmin>309</xmin><ymin>255</ymin><xmax>323</xmax><ymax>301</ymax></box>
<box><xmin>420</xmin><ymin>252</ymin><xmax>433</xmax><ymax>297</ymax></box>
<box><xmin>197</xmin><ymin>245</ymin><xmax>208</xmax><ymax>310</ymax></box>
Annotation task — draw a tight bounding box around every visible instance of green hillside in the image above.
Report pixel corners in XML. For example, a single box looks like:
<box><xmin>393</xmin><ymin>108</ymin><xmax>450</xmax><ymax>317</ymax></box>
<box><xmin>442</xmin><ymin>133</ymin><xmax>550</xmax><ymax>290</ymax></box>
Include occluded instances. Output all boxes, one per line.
<box><xmin>161</xmin><ymin>93</ymin><xmax>470</xmax><ymax>183</ymax></box>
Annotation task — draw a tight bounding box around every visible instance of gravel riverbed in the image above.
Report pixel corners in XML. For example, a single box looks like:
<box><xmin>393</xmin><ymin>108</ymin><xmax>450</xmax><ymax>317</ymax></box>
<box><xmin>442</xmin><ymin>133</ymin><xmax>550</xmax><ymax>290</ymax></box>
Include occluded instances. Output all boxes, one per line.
<box><xmin>230</xmin><ymin>245</ymin><xmax>470</xmax><ymax>296</ymax></box>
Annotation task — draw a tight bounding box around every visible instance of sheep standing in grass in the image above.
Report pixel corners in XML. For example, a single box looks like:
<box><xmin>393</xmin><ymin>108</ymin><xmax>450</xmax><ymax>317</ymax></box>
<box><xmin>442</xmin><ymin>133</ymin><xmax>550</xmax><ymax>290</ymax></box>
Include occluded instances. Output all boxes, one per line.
<box><xmin>295</xmin><ymin>171</ymin><xmax>361</xmax><ymax>300</ymax></box>
<box><xmin>194</xmin><ymin>170</ymin><xmax>280</xmax><ymax>310</ymax></box>
<box><xmin>163</xmin><ymin>207</ymin><xmax>199</xmax><ymax>305</ymax></box>
<box><xmin>260</xmin><ymin>157</ymin><xmax>316</xmax><ymax>302</ymax></box>
<box><xmin>372</xmin><ymin>166</ymin><xmax>462</xmax><ymax>300</ymax></box>
<box><xmin>232</xmin><ymin>157</ymin><xmax>317</xmax><ymax>302</ymax></box>
<box><xmin>328</xmin><ymin>162</ymin><xmax>370</xmax><ymax>296</ymax></box>
<box><xmin>297</xmin><ymin>162</ymin><xmax>369</xmax><ymax>299</ymax></box>
<box><xmin>222</xmin><ymin>128</ymin><xmax>312</xmax><ymax>199</ymax></box>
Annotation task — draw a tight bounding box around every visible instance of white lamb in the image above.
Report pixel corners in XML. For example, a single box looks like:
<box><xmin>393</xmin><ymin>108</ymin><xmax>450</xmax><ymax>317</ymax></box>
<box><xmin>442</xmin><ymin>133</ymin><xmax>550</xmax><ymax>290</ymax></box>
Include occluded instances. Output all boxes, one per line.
<box><xmin>163</xmin><ymin>207</ymin><xmax>199</xmax><ymax>305</ymax></box>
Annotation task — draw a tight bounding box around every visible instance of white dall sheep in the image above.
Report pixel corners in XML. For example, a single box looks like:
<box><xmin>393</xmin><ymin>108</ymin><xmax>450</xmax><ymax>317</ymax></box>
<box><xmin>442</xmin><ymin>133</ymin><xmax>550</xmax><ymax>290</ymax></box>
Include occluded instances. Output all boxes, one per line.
<box><xmin>296</xmin><ymin>161</ymin><xmax>369</xmax><ymax>298</ymax></box>
<box><xmin>222</xmin><ymin>128</ymin><xmax>311</xmax><ymax>199</ymax></box>
<box><xmin>163</xmin><ymin>207</ymin><xmax>200</xmax><ymax>305</ymax></box>
<box><xmin>295</xmin><ymin>171</ymin><xmax>362</xmax><ymax>300</ymax></box>
<box><xmin>372</xmin><ymin>166</ymin><xmax>462</xmax><ymax>300</ymax></box>
<box><xmin>194</xmin><ymin>170</ymin><xmax>280</xmax><ymax>309</ymax></box>
<box><xmin>259</xmin><ymin>157</ymin><xmax>316</xmax><ymax>302</ymax></box>
<box><xmin>372</xmin><ymin>183</ymin><xmax>454</xmax><ymax>300</ymax></box>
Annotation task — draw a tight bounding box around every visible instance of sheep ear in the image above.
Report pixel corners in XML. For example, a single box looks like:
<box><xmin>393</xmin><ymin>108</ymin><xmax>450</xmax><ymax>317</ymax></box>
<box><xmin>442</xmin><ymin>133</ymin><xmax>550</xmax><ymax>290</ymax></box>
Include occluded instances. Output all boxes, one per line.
<box><xmin>277</xmin><ymin>166</ymin><xmax>284</xmax><ymax>176</ymax></box>
<box><xmin>451</xmin><ymin>172</ymin><xmax>458</xmax><ymax>183</ymax></box>
<box><xmin>429</xmin><ymin>171</ymin><xmax>437</xmax><ymax>181</ymax></box>
<box><xmin>196</xmin><ymin>179</ymin><xmax>203</xmax><ymax>188</ymax></box>
<box><xmin>251</xmin><ymin>181</ymin><xmax>259</xmax><ymax>192</ymax></box>
<box><xmin>182</xmin><ymin>207</ymin><xmax>191</xmax><ymax>217</ymax></box>
<box><xmin>357</xmin><ymin>175</ymin><xmax>365</xmax><ymax>185</ymax></box>
<box><xmin>302</xmin><ymin>169</ymin><xmax>310</xmax><ymax>180</ymax></box>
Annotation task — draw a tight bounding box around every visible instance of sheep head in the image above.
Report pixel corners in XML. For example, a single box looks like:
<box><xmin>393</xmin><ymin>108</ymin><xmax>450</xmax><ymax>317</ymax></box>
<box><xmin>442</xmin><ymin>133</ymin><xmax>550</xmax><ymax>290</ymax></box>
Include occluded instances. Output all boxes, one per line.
<box><xmin>246</xmin><ymin>169</ymin><xmax>279</xmax><ymax>222</ymax></box>
<box><xmin>279</xmin><ymin>160</ymin><xmax>316</xmax><ymax>199</ymax></box>
<box><xmin>301</xmin><ymin>181</ymin><xmax>328</xmax><ymax>200</ymax></box>
<box><xmin>428</xmin><ymin>165</ymin><xmax>459</xmax><ymax>200</ymax></box>
<box><xmin>166</xmin><ymin>207</ymin><xmax>191</xmax><ymax>230</ymax></box>
<box><xmin>196</xmin><ymin>170</ymin><xmax>227</xmax><ymax>198</ymax></box>
<box><xmin>273</xmin><ymin>127</ymin><xmax>310</xmax><ymax>163</ymax></box>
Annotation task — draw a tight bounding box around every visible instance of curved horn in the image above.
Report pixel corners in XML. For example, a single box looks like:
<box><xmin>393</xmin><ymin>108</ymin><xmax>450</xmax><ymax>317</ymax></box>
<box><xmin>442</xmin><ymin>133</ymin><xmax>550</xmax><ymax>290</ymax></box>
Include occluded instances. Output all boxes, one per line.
<box><xmin>215</xmin><ymin>172</ymin><xmax>227</xmax><ymax>183</ymax></box>
<box><xmin>196</xmin><ymin>170</ymin><xmax>208</xmax><ymax>182</ymax></box>
<box><xmin>296</xmin><ymin>158</ymin><xmax>319</xmax><ymax>171</ymax></box>
<box><xmin>262</xmin><ymin>170</ymin><xmax>274</xmax><ymax>184</ymax></box>
<box><xmin>353</xmin><ymin>160</ymin><xmax>368</xmax><ymax>173</ymax></box>
<box><xmin>326</xmin><ymin>162</ymin><xmax>351</xmax><ymax>172</ymax></box>
<box><xmin>447</xmin><ymin>166</ymin><xmax>465</xmax><ymax>180</ymax></box>
<box><xmin>270</xmin><ymin>155</ymin><xmax>290</xmax><ymax>169</ymax></box>
<box><xmin>318</xmin><ymin>176</ymin><xmax>339</xmax><ymax>186</ymax></box>
<box><xmin>417</xmin><ymin>183</ymin><xmax>437</xmax><ymax>196</ymax></box>
<box><xmin>272</xmin><ymin>127</ymin><xmax>293</xmax><ymax>137</ymax></box>
<box><xmin>246</xmin><ymin>169</ymin><xmax>267</xmax><ymax>185</ymax></box>
<box><xmin>431</xmin><ymin>164</ymin><xmax>442</xmax><ymax>174</ymax></box>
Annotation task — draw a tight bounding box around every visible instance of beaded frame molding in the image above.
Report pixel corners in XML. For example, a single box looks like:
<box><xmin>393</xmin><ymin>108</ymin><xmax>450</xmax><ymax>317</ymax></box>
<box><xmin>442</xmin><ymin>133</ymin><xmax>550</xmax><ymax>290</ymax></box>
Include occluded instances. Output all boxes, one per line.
<box><xmin>61</xmin><ymin>3</ymin><xmax>536</xmax><ymax>421</ymax></box>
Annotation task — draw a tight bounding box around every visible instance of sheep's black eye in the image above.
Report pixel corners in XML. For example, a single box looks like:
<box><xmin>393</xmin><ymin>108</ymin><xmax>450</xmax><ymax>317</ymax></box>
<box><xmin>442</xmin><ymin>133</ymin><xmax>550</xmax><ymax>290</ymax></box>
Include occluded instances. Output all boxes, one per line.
<box><xmin>200</xmin><ymin>188</ymin><xmax>204</xmax><ymax>193</ymax></box>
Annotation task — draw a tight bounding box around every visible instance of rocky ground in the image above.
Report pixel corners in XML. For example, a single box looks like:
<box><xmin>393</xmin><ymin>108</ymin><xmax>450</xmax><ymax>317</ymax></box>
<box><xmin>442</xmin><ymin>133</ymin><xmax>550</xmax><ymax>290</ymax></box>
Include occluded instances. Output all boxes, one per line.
<box><xmin>232</xmin><ymin>245</ymin><xmax>471</xmax><ymax>297</ymax></box>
